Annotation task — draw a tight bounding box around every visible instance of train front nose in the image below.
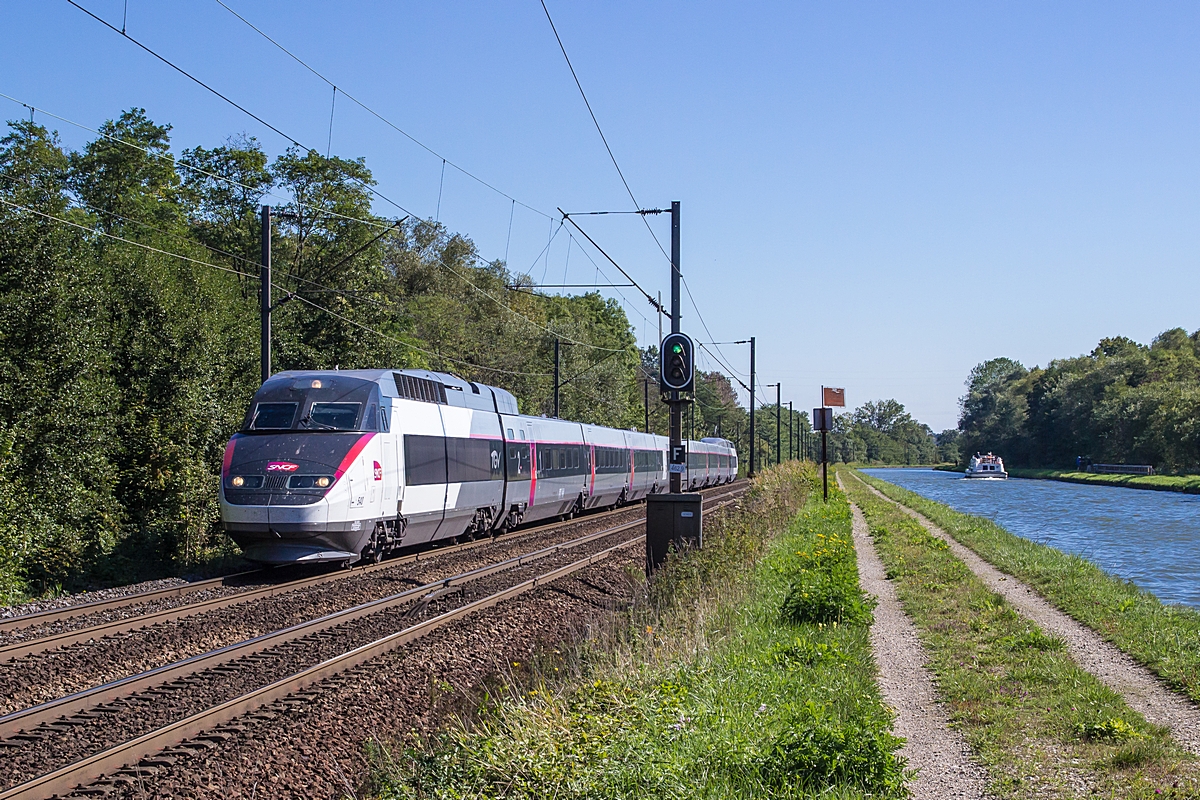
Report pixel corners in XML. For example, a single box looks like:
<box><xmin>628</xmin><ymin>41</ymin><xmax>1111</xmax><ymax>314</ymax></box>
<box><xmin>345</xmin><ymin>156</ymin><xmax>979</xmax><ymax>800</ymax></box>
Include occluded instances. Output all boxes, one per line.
<box><xmin>219</xmin><ymin>432</ymin><xmax>372</xmax><ymax>563</ymax></box>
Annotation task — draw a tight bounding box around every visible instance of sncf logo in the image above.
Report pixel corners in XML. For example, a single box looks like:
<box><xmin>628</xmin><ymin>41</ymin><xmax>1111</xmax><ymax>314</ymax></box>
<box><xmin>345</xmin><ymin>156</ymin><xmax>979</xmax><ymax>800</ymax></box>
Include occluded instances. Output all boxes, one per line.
<box><xmin>373</xmin><ymin>461</ymin><xmax>383</xmax><ymax>481</ymax></box>
<box><xmin>267</xmin><ymin>462</ymin><xmax>299</xmax><ymax>473</ymax></box>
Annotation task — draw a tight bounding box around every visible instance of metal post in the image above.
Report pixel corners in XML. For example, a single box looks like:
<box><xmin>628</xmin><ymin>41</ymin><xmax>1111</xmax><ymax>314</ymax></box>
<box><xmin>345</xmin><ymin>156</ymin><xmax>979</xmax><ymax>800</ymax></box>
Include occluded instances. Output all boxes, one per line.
<box><xmin>822</xmin><ymin>429</ymin><xmax>829</xmax><ymax>501</ymax></box>
<box><xmin>553</xmin><ymin>338</ymin><xmax>560</xmax><ymax>418</ymax></box>
<box><xmin>669</xmin><ymin>201</ymin><xmax>682</xmax><ymax>494</ymax></box>
<box><xmin>788</xmin><ymin>401</ymin><xmax>793</xmax><ymax>460</ymax></box>
<box><xmin>260</xmin><ymin>205</ymin><xmax>271</xmax><ymax>384</ymax></box>
<box><xmin>748</xmin><ymin>336</ymin><xmax>756</xmax><ymax>478</ymax></box>
<box><xmin>776</xmin><ymin>383</ymin><xmax>782</xmax><ymax>466</ymax></box>
<box><xmin>644</xmin><ymin>378</ymin><xmax>649</xmax><ymax>432</ymax></box>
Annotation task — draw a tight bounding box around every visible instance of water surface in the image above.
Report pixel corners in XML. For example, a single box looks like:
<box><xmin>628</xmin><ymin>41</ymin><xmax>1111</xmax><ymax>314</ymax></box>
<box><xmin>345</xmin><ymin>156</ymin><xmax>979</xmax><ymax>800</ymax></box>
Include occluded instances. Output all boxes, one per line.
<box><xmin>861</xmin><ymin>468</ymin><xmax>1200</xmax><ymax>609</ymax></box>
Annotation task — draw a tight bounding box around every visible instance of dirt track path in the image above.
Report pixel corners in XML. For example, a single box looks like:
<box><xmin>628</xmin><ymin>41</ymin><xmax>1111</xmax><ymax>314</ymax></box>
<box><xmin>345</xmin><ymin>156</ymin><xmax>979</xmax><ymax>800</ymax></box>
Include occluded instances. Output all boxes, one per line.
<box><xmin>847</xmin><ymin>494</ymin><xmax>992</xmax><ymax>798</ymax></box>
<box><xmin>856</xmin><ymin>476</ymin><xmax>1200</xmax><ymax>756</ymax></box>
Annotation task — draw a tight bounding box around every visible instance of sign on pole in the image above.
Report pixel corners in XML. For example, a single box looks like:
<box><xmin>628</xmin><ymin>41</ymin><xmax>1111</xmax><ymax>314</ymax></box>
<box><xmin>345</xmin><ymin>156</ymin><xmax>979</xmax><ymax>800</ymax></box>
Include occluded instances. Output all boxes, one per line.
<box><xmin>822</xmin><ymin>386</ymin><xmax>846</xmax><ymax>407</ymax></box>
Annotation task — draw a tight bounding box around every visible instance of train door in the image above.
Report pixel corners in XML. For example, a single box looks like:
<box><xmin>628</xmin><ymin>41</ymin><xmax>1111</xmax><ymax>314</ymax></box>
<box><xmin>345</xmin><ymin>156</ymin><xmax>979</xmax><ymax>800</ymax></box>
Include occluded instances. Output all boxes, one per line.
<box><xmin>380</xmin><ymin>403</ymin><xmax>398</xmax><ymax>515</ymax></box>
<box><xmin>395</xmin><ymin>399</ymin><xmax>448</xmax><ymax>546</ymax></box>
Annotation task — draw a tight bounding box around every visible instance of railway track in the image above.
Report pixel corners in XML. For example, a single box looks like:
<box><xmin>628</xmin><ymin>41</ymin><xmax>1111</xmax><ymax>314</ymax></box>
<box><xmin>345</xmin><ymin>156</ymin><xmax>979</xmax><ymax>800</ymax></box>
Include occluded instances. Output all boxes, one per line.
<box><xmin>0</xmin><ymin>489</ymin><xmax>707</xmax><ymax>654</ymax></box>
<box><xmin>0</xmin><ymin>483</ymin><xmax>747</xmax><ymax>800</ymax></box>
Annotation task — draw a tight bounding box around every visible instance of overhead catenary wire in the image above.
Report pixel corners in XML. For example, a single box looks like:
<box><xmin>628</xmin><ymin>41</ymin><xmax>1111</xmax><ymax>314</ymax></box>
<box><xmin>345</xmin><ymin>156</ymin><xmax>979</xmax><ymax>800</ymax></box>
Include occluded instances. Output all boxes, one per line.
<box><xmin>0</xmin><ymin>196</ymin><xmax>258</xmax><ymax>281</ymax></box>
<box><xmin>69</xmin><ymin>0</ymin><xmax>643</xmax><ymax>359</ymax></box>
<box><xmin>66</xmin><ymin>1</ymin><xmax>422</xmax><ymax>225</ymax></box>
<box><xmin>75</xmin><ymin>0</ymin><xmax>690</xmax><ymax>368</ymax></box>
<box><xmin>0</xmin><ymin>195</ymin><xmax>555</xmax><ymax>379</ymax></box>
<box><xmin>537</xmin><ymin>2</ymin><xmax>739</xmax><ymax>364</ymax></box>
<box><xmin>0</xmin><ymin>92</ymin><xmax>624</xmax><ymax>354</ymax></box>
<box><xmin>23</xmin><ymin>8</ymin><xmax>659</xmax><ymax>361</ymax></box>
<box><xmin>540</xmin><ymin>0</ymin><xmax>681</xmax><ymax>280</ymax></box>
<box><xmin>212</xmin><ymin>0</ymin><xmax>554</xmax><ymax>221</ymax></box>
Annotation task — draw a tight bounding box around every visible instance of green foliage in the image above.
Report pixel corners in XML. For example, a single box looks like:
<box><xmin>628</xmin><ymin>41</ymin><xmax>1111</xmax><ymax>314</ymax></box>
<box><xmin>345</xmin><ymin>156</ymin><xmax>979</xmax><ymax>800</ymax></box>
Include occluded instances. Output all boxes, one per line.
<box><xmin>1008</xmin><ymin>467</ymin><xmax>1200</xmax><ymax>494</ymax></box>
<box><xmin>959</xmin><ymin>332</ymin><xmax>1200</xmax><ymax>471</ymax></box>
<box><xmin>811</xmin><ymin>399</ymin><xmax>938</xmax><ymax>466</ymax></box>
<box><xmin>372</xmin><ymin>465</ymin><xmax>907</xmax><ymax>799</ymax></box>
<box><xmin>0</xmin><ymin>109</ymin><xmax>648</xmax><ymax>599</ymax></box>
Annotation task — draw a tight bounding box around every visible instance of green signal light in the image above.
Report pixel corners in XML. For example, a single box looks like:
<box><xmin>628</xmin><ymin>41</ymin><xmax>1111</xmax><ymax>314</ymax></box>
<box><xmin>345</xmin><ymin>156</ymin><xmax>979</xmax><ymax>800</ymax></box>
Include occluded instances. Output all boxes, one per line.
<box><xmin>671</xmin><ymin>344</ymin><xmax>683</xmax><ymax>354</ymax></box>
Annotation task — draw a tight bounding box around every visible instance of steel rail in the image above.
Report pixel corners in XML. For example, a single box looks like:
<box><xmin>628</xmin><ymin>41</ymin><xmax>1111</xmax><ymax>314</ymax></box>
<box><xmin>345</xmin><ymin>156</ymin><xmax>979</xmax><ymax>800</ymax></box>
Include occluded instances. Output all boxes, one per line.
<box><xmin>0</xmin><ymin>485</ymin><xmax>748</xmax><ymax>800</ymax></box>
<box><xmin>0</xmin><ymin>571</ymin><xmax>264</xmax><ymax>634</ymax></box>
<box><xmin>0</xmin><ymin>500</ymin><xmax>655</xmax><ymax>638</ymax></box>
<box><xmin>0</xmin><ymin>533</ymin><xmax>663</xmax><ymax>799</ymax></box>
<box><xmin>0</xmin><ymin>486</ymin><xmax>747</xmax><ymax>741</ymax></box>
<box><xmin>0</xmin><ymin>513</ymin><xmax>653</xmax><ymax>740</ymax></box>
<box><xmin>0</xmin><ymin>486</ymin><xmax>743</xmax><ymax>661</ymax></box>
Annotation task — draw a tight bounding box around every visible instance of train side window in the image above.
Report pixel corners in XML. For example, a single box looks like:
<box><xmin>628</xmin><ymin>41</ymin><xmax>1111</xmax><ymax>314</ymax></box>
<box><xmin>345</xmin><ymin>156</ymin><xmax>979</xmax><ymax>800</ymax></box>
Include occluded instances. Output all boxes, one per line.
<box><xmin>506</xmin><ymin>428</ymin><xmax>514</xmax><ymax>439</ymax></box>
<box><xmin>519</xmin><ymin>430</ymin><xmax>526</xmax><ymax>440</ymax></box>
<box><xmin>379</xmin><ymin>407</ymin><xmax>390</xmax><ymax>432</ymax></box>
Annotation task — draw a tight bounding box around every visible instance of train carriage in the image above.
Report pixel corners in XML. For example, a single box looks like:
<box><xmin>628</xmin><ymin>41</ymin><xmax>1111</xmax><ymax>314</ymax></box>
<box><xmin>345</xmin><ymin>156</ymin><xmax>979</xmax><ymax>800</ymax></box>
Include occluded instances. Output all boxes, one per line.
<box><xmin>220</xmin><ymin>368</ymin><xmax>736</xmax><ymax>564</ymax></box>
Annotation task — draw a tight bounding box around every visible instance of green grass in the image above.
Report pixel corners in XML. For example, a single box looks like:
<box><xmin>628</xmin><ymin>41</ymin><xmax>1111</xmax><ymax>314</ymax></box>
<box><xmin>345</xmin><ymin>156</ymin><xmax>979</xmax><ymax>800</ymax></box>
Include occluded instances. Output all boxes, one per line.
<box><xmin>367</xmin><ymin>464</ymin><xmax>908</xmax><ymax>799</ymax></box>
<box><xmin>1006</xmin><ymin>468</ymin><xmax>1200</xmax><ymax>494</ymax></box>
<box><xmin>840</xmin><ymin>468</ymin><xmax>1199</xmax><ymax>798</ymax></box>
<box><xmin>854</xmin><ymin>469</ymin><xmax>1200</xmax><ymax>704</ymax></box>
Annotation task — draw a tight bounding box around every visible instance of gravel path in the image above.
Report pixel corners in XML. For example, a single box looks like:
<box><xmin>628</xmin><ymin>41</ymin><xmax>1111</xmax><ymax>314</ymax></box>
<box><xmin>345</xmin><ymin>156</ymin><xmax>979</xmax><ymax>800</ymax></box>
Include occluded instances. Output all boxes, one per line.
<box><xmin>860</xmin><ymin>477</ymin><xmax>1200</xmax><ymax>755</ymax></box>
<box><xmin>844</xmin><ymin>491</ymin><xmax>991</xmax><ymax>799</ymax></box>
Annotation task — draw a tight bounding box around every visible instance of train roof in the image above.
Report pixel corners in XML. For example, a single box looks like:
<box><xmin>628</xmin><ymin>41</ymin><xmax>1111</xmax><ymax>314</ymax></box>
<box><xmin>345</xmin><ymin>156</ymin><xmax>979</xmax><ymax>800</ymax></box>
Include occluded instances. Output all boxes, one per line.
<box><xmin>266</xmin><ymin>369</ymin><xmax>519</xmax><ymax>415</ymax></box>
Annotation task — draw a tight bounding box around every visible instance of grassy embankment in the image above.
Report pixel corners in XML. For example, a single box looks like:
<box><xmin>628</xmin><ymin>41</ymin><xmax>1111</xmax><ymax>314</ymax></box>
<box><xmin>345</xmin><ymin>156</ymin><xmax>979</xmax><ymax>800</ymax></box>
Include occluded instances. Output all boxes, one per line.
<box><xmin>840</xmin><ymin>468</ymin><xmax>1199</xmax><ymax>798</ymax></box>
<box><xmin>854</xmin><ymin>470</ymin><xmax>1200</xmax><ymax>704</ymax></box>
<box><xmin>368</xmin><ymin>463</ymin><xmax>908</xmax><ymax>799</ymax></box>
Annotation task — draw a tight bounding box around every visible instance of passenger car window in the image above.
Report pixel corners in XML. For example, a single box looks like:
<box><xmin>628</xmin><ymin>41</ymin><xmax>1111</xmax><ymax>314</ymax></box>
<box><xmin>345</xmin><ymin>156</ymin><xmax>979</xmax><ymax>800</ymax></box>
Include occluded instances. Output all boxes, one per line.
<box><xmin>250</xmin><ymin>402</ymin><xmax>297</xmax><ymax>430</ymax></box>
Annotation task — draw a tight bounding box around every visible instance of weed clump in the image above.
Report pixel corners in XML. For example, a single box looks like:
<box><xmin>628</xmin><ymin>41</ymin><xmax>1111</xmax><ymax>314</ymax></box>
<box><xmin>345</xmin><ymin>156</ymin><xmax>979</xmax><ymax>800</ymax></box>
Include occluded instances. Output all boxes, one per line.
<box><xmin>765</xmin><ymin>702</ymin><xmax>906</xmax><ymax>793</ymax></box>
<box><xmin>1074</xmin><ymin>716</ymin><xmax>1143</xmax><ymax>742</ymax></box>
<box><xmin>780</xmin><ymin>505</ymin><xmax>875</xmax><ymax>626</ymax></box>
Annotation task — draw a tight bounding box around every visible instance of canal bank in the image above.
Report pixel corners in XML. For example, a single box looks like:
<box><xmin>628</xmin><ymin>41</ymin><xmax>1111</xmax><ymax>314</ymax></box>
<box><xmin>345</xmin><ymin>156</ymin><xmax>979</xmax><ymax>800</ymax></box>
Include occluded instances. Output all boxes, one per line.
<box><xmin>864</xmin><ymin>467</ymin><xmax>1200</xmax><ymax>608</ymax></box>
<box><xmin>842</xmin><ymin>469</ymin><xmax>1200</xmax><ymax>798</ymax></box>
<box><xmin>856</xmin><ymin>468</ymin><xmax>1200</xmax><ymax>705</ymax></box>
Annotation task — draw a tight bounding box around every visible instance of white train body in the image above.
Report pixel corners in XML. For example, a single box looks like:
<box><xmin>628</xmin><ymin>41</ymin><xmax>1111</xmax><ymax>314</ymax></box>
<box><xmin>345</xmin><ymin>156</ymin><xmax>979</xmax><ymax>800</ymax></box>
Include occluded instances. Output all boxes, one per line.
<box><xmin>220</xmin><ymin>369</ymin><xmax>738</xmax><ymax>564</ymax></box>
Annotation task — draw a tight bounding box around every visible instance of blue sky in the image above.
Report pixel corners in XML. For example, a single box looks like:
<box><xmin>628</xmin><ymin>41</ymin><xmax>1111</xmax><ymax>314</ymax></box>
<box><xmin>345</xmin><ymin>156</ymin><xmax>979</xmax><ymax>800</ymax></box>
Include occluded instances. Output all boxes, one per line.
<box><xmin>5</xmin><ymin>1</ymin><xmax>1199</xmax><ymax>431</ymax></box>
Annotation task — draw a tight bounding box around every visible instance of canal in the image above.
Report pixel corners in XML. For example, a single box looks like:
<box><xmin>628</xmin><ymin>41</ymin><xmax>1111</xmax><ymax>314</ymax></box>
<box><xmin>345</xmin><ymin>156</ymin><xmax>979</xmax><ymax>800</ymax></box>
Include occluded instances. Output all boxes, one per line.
<box><xmin>861</xmin><ymin>468</ymin><xmax>1200</xmax><ymax>609</ymax></box>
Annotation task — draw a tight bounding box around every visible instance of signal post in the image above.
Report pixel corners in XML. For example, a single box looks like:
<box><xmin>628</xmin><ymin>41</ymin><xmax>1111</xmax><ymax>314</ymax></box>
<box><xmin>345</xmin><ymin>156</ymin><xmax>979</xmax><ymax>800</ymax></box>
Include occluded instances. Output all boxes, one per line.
<box><xmin>647</xmin><ymin>201</ymin><xmax>703</xmax><ymax>573</ymax></box>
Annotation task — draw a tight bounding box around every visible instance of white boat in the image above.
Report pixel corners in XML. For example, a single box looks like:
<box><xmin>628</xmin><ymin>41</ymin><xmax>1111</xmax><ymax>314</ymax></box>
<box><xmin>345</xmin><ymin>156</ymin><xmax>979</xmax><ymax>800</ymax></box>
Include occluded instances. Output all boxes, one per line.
<box><xmin>965</xmin><ymin>452</ymin><xmax>1007</xmax><ymax>479</ymax></box>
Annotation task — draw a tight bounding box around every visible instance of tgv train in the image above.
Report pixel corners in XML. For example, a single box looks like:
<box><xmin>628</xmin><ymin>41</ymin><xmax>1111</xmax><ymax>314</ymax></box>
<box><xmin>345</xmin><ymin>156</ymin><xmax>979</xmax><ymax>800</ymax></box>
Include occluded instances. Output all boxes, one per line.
<box><xmin>219</xmin><ymin>369</ymin><xmax>738</xmax><ymax>564</ymax></box>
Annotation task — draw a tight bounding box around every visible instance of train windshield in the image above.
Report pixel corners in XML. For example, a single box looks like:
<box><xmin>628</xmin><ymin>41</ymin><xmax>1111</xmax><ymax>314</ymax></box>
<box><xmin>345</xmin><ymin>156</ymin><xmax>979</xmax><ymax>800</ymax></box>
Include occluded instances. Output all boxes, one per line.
<box><xmin>250</xmin><ymin>402</ymin><xmax>297</xmax><ymax>430</ymax></box>
<box><xmin>303</xmin><ymin>402</ymin><xmax>361</xmax><ymax>431</ymax></box>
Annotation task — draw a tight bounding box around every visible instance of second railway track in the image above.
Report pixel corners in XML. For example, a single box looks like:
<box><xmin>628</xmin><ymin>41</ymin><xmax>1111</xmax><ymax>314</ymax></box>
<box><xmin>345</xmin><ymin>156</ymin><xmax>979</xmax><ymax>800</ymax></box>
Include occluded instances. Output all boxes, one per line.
<box><xmin>0</xmin><ymin>483</ymin><xmax>747</xmax><ymax>800</ymax></box>
<box><xmin>0</xmin><ymin>486</ymin><xmax>740</xmax><ymax>714</ymax></box>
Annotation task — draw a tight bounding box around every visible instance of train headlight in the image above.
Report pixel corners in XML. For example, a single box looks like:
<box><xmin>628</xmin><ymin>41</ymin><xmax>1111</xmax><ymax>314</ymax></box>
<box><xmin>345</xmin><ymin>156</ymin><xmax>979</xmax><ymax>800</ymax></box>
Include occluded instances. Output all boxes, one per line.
<box><xmin>316</xmin><ymin>476</ymin><xmax>331</xmax><ymax>488</ymax></box>
<box><xmin>231</xmin><ymin>476</ymin><xmax>245</xmax><ymax>488</ymax></box>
